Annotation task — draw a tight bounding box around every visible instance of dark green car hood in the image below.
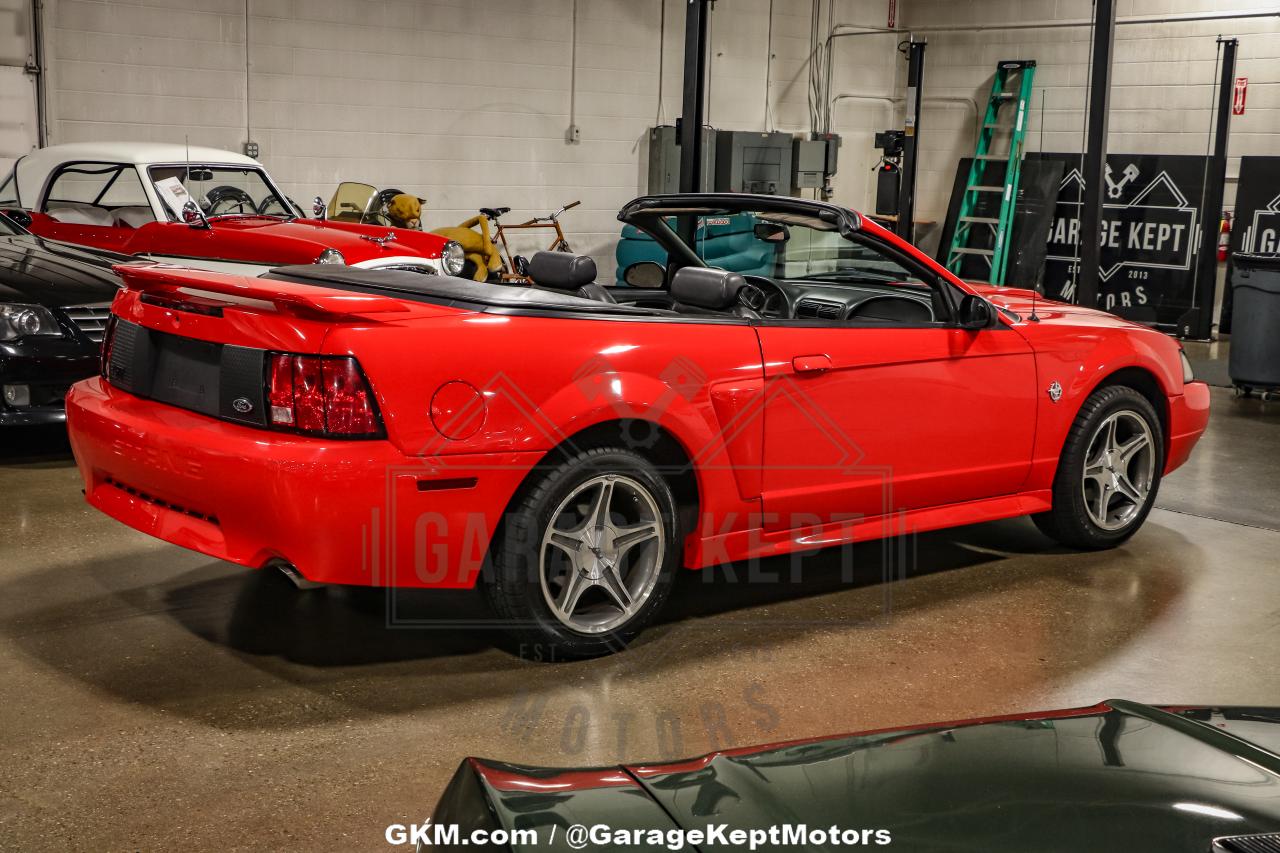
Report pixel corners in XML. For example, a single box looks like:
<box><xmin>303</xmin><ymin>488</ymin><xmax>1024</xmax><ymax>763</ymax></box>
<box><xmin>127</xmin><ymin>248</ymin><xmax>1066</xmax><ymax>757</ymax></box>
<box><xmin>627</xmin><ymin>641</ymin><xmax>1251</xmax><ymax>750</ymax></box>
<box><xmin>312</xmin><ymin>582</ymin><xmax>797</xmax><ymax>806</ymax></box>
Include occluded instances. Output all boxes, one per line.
<box><xmin>434</xmin><ymin>701</ymin><xmax>1280</xmax><ymax>852</ymax></box>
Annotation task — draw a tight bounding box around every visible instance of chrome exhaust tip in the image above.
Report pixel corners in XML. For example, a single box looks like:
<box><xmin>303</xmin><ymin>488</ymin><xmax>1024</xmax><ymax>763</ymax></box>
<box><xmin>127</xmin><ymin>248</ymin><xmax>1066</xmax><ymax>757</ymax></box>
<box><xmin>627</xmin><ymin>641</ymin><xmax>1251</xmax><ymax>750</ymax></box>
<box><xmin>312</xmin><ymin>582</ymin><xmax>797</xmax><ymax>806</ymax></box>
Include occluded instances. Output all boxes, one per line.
<box><xmin>273</xmin><ymin>561</ymin><xmax>325</xmax><ymax>591</ymax></box>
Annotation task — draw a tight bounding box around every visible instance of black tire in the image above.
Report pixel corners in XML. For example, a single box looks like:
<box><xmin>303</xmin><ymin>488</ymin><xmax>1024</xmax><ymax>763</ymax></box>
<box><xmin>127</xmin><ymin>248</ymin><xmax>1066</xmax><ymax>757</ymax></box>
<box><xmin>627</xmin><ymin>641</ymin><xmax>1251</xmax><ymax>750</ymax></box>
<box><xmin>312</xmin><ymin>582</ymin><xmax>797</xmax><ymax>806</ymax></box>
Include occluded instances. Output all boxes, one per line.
<box><xmin>1032</xmin><ymin>385</ymin><xmax>1165</xmax><ymax>550</ymax></box>
<box><xmin>482</xmin><ymin>447</ymin><xmax>681</xmax><ymax>659</ymax></box>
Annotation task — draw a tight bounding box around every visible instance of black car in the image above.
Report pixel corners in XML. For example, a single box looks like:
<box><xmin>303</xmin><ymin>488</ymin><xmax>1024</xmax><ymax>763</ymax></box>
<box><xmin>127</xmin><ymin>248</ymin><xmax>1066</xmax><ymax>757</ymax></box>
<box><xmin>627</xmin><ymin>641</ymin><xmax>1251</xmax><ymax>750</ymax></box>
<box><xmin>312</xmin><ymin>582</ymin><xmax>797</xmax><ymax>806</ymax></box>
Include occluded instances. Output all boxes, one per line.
<box><xmin>427</xmin><ymin>700</ymin><xmax>1280</xmax><ymax>852</ymax></box>
<box><xmin>0</xmin><ymin>213</ymin><xmax>122</xmax><ymax>426</ymax></box>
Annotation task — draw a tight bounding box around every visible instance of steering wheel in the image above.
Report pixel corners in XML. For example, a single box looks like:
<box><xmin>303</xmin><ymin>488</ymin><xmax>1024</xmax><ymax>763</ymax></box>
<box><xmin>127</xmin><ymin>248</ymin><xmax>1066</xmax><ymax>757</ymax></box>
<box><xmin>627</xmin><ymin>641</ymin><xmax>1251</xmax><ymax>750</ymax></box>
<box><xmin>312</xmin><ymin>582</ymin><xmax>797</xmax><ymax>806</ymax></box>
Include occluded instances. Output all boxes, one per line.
<box><xmin>204</xmin><ymin>185</ymin><xmax>256</xmax><ymax>216</ymax></box>
<box><xmin>371</xmin><ymin>188</ymin><xmax>406</xmax><ymax>224</ymax></box>
<box><xmin>257</xmin><ymin>195</ymin><xmax>300</xmax><ymax>217</ymax></box>
<box><xmin>737</xmin><ymin>277</ymin><xmax>788</xmax><ymax>318</ymax></box>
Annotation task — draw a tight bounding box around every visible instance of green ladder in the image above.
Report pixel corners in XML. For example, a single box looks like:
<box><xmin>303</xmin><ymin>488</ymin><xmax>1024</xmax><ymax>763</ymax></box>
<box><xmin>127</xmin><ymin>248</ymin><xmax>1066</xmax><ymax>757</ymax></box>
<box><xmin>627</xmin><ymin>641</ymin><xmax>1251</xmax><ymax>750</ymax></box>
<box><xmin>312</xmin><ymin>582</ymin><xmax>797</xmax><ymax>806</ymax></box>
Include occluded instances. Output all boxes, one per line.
<box><xmin>946</xmin><ymin>60</ymin><xmax>1037</xmax><ymax>285</ymax></box>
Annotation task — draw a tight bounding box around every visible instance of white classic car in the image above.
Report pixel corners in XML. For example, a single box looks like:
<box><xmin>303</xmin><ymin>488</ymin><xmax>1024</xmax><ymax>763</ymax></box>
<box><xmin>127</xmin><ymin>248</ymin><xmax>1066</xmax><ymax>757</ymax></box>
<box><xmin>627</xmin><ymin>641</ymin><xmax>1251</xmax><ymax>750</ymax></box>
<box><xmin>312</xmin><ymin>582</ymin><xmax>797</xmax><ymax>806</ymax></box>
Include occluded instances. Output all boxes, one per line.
<box><xmin>0</xmin><ymin>142</ymin><xmax>460</xmax><ymax>276</ymax></box>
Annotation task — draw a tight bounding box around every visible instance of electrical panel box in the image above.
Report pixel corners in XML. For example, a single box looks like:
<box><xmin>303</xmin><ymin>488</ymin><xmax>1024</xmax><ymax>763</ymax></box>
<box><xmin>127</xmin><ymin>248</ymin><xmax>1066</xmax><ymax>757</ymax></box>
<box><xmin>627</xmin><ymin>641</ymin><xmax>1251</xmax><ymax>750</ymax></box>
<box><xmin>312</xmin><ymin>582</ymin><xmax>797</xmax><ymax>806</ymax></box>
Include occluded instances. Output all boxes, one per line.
<box><xmin>792</xmin><ymin>139</ymin><xmax>827</xmax><ymax>190</ymax></box>
<box><xmin>647</xmin><ymin>125</ymin><xmax>716</xmax><ymax>194</ymax></box>
<box><xmin>792</xmin><ymin>133</ymin><xmax>841</xmax><ymax>197</ymax></box>
<box><xmin>714</xmin><ymin>131</ymin><xmax>793</xmax><ymax>195</ymax></box>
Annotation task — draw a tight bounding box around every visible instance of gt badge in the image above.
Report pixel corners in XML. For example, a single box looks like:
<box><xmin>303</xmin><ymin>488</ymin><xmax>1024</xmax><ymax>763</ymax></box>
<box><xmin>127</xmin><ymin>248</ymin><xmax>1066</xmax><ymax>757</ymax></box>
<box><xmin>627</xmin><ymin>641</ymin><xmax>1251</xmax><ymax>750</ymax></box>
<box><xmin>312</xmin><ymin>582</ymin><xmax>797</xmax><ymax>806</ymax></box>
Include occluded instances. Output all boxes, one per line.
<box><xmin>1047</xmin><ymin>382</ymin><xmax>1063</xmax><ymax>403</ymax></box>
<box><xmin>232</xmin><ymin>397</ymin><xmax>254</xmax><ymax>414</ymax></box>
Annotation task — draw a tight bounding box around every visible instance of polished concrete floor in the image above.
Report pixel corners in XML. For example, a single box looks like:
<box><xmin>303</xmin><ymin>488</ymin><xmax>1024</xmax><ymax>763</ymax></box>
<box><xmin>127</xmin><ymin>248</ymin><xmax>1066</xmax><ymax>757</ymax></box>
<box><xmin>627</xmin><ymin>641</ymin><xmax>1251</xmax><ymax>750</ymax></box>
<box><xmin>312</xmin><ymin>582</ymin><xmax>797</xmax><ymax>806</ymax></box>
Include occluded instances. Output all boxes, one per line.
<box><xmin>2</xmin><ymin>386</ymin><xmax>1278</xmax><ymax>851</ymax></box>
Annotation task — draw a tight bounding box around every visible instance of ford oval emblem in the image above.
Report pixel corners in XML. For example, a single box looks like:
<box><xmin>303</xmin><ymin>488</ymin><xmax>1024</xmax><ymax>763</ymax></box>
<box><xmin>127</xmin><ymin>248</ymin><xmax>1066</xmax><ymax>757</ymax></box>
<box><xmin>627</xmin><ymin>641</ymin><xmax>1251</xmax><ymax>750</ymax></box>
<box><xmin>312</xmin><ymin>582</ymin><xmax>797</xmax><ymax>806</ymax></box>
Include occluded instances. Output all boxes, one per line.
<box><xmin>232</xmin><ymin>397</ymin><xmax>254</xmax><ymax>414</ymax></box>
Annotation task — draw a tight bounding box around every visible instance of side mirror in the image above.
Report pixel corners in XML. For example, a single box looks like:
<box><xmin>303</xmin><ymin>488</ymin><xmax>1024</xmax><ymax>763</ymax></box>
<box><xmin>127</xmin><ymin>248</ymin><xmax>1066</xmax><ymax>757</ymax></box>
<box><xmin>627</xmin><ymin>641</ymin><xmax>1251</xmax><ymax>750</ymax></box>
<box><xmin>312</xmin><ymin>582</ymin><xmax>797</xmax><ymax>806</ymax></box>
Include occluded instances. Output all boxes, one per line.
<box><xmin>623</xmin><ymin>261</ymin><xmax>666</xmax><ymax>289</ymax></box>
<box><xmin>181</xmin><ymin>200</ymin><xmax>209</xmax><ymax>229</ymax></box>
<box><xmin>312</xmin><ymin>196</ymin><xmax>327</xmax><ymax>220</ymax></box>
<box><xmin>753</xmin><ymin>222</ymin><xmax>790</xmax><ymax>243</ymax></box>
<box><xmin>957</xmin><ymin>294</ymin><xmax>996</xmax><ymax>330</ymax></box>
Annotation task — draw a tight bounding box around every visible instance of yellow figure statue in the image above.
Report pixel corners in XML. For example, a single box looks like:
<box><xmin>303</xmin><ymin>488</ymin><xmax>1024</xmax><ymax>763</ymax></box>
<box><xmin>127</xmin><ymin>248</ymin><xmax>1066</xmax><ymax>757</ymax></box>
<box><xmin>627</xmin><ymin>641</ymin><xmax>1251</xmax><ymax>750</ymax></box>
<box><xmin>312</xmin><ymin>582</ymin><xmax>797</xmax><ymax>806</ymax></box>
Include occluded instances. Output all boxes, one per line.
<box><xmin>385</xmin><ymin>193</ymin><xmax>503</xmax><ymax>282</ymax></box>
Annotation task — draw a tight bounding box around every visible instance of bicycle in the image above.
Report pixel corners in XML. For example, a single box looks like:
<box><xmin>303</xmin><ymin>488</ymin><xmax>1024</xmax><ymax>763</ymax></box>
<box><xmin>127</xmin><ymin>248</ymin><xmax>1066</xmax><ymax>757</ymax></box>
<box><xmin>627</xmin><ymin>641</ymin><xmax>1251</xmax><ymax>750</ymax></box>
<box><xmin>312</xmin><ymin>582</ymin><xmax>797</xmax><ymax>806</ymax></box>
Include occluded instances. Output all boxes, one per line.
<box><xmin>483</xmin><ymin>200</ymin><xmax>581</xmax><ymax>282</ymax></box>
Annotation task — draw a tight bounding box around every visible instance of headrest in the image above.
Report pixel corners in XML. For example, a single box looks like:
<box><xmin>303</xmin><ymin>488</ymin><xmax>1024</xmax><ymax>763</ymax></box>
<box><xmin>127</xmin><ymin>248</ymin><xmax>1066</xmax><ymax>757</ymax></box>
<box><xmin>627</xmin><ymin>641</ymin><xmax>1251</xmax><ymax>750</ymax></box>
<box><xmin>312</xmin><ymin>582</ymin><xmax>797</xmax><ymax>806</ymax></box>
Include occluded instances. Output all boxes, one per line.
<box><xmin>529</xmin><ymin>251</ymin><xmax>597</xmax><ymax>290</ymax></box>
<box><xmin>670</xmin><ymin>266</ymin><xmax>747</xmax><ymax>310</ymax></box>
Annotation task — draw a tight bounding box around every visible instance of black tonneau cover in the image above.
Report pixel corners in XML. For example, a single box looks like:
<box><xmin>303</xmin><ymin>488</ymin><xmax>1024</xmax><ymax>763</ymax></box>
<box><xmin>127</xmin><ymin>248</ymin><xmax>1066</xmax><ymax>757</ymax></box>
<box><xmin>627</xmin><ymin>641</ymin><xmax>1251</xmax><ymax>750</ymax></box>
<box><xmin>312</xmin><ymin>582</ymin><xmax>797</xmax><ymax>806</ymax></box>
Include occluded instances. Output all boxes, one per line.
<box><xmin>265</xmin><ymin>265</ymin><xmax>667</xmax><ymax>316</ymax></box>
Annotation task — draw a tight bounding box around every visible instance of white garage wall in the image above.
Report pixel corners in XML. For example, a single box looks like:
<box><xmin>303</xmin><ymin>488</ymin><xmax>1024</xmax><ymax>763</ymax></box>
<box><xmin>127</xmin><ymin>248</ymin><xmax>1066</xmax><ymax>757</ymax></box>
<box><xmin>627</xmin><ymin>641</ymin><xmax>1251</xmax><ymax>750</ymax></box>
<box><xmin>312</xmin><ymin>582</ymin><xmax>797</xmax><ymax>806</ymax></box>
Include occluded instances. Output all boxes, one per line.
<box><xmin>899</xmin><ymin>0</ymin><xmax>1280</xmax><ymax>226</ymax></box>
<box><xmin>43</xmin><ymin>0</ymin><xmax>903</xmax><ymax>278</ymax></box>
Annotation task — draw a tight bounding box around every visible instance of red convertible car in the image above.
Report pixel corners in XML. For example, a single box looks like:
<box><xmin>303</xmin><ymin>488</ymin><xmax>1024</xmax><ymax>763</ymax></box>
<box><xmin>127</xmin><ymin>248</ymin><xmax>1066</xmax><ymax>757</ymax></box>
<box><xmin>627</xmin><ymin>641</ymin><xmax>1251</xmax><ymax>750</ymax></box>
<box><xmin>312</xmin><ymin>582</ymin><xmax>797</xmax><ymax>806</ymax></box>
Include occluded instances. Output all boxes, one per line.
<box><xmin>65</xmin><ymin>194</ymin><xmax>1209</xmax><ymax>657</ymax></box>
<box><xmin>0</xmin><ymin>142</ymin><xmax>462</xmax><ymax>277</ymax></box>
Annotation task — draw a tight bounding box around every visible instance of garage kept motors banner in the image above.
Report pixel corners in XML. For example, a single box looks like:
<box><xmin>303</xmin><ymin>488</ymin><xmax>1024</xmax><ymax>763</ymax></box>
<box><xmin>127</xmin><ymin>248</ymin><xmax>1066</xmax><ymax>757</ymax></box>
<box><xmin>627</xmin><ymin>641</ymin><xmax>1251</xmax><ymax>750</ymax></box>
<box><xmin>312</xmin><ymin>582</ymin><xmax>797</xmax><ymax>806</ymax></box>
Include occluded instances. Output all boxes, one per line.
<box><xmin>1030</xmin><ymin>153</ymin><xmax>1208</xmax><ymax>330</ymax></box>
<box><xmin>1221</xmin><ymin>155</ymin><xmax>1280</xmax><ymax>333</ymax></box>
<box><xmin>1232</xmin><ymin>156</ymin><xmax>1280</xmax><ymax>256</ymax></box>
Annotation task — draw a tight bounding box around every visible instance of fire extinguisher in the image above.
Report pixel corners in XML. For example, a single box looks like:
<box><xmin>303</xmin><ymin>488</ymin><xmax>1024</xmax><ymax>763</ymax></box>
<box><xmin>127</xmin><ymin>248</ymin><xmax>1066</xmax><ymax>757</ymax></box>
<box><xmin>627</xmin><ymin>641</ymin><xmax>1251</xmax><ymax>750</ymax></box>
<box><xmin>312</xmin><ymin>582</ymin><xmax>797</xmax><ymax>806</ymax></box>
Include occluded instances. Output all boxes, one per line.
<box><xmin>1218</xmin><ymin>212</ymin><xmax>1232</xmax><ymax>262</ymax></box>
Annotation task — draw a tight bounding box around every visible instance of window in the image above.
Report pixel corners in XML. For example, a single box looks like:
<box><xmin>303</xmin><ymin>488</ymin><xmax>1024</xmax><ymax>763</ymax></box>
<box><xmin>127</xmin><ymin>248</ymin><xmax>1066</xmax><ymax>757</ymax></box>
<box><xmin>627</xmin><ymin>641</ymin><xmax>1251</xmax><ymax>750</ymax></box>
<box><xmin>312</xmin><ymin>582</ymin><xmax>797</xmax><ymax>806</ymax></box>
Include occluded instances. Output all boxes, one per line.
<box><xmin>45</xmin><ymin>163</ymin><xmax>149</xmax><ymax>209</ymax></box>
<box><xmin>148</xmin><ymin>166</ymin><xmax>291</xmax><ymax>220</ymax></box>
<box><xmin>774</xmin><ymin>227</ymin><xmax>928</xmax><ymax>285</ymax></box>
<box><xmin>665</xmin><ymin>210</ymin><xmax>933</xmax><ymax>288</ymax></box>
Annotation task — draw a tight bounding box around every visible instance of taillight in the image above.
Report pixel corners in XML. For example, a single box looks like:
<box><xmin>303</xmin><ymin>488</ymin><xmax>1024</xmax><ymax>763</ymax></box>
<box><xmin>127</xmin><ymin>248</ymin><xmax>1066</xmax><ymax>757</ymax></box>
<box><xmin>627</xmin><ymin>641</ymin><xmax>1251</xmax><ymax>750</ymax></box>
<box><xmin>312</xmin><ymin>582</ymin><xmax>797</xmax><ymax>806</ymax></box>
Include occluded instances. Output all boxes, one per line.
<box><xmin>321</xmin><ymin>358</ymin><xmax>379</xmax><ymax>434</ymax></box>
<box><xmin>100</xmin><ymin>315</ymin><xmax>118</xmax><ymax>380</ymax></box>
<box><xmin>265</xmin><ymin>354</ymin><xmax>382</xmax><ymax>438</ymax></box>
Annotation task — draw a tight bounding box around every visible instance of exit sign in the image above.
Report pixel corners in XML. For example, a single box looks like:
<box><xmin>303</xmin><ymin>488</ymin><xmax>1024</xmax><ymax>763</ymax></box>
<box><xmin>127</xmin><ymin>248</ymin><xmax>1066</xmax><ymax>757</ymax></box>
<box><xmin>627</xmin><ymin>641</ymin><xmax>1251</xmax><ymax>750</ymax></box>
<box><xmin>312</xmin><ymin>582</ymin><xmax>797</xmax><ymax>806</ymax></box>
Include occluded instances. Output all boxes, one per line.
<box><xmin>1233</xmin><ymin>77</ymin><xmax>1248</xmax><ymax>115</ymax></box>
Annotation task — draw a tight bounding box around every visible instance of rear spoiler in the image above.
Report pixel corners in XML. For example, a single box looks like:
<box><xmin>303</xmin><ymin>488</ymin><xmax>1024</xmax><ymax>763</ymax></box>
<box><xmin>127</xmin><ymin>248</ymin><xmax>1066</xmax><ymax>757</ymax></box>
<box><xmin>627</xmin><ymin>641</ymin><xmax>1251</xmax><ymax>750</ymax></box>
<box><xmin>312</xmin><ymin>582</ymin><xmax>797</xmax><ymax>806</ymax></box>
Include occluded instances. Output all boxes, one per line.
<box><xmin>112</xmin><ymin>262</ymin><xmax>412</xmax><ymax>319</ymax></box>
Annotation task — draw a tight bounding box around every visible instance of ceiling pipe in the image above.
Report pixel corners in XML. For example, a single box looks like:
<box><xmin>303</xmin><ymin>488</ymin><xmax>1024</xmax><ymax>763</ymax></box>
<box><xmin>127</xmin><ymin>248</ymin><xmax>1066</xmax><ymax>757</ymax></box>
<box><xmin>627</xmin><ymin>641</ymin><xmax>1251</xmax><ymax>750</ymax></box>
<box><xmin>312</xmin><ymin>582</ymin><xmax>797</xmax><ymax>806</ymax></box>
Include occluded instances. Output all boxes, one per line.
<box><xmin>831</xmin><ymin>94</ymin><xmax>980</xmax><ymax>144</ymax></box>
<box><xmin>817</xmin><ymin>8</ymin><xmax>1276</xmax><ymax>163</ymax></box>
<box><xmin>829</xmin><ymin>7</ymin><xmax>1280</xmax><ymax>37</ymax></box>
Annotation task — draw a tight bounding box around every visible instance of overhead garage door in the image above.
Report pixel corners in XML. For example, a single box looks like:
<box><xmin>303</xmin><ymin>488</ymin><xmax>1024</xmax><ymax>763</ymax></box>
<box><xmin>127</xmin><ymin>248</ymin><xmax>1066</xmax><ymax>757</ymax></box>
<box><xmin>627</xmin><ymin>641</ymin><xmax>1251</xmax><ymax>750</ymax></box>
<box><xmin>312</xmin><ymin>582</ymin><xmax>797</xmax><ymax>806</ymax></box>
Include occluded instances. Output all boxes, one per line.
<box><xmin>0</xmin><ymin>0</ymin><xmax>37</xmax><ymax>173</ymax></box>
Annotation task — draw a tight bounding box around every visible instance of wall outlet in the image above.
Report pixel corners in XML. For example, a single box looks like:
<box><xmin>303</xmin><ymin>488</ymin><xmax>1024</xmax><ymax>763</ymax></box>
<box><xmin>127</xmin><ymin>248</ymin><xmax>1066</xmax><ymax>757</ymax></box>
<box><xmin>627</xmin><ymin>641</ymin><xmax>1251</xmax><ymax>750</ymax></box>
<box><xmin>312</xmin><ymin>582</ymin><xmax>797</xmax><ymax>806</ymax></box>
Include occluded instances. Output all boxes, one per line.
<box><xmin>243</xmin><ymin>140</ymin><xmax>260</xmax><ymax>158</ymax></box>
<box><xmin>565</xmin><ymin>124</ymin><xmax>581</xmax><ymax>145</ymax></box>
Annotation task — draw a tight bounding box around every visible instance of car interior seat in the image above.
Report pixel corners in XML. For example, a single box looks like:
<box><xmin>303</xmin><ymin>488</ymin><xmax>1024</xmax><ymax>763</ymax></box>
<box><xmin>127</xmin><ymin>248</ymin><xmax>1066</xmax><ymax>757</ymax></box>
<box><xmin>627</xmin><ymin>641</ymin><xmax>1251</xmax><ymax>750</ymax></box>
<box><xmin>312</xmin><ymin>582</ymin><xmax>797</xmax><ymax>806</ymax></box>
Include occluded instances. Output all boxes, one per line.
<box><xmin>669</xmin><ymin>266</ymin><xmax>758</xmax><ymax>318</ymax></box>
<box><xmin>46</xmin><ymin>204</ymin><xmax>114</xmax><ymax>227</ymax></box>
<box><xmin>528</xmin><ymin>251</ymin><xmax>615</xmax><ymax>303</ymax></box>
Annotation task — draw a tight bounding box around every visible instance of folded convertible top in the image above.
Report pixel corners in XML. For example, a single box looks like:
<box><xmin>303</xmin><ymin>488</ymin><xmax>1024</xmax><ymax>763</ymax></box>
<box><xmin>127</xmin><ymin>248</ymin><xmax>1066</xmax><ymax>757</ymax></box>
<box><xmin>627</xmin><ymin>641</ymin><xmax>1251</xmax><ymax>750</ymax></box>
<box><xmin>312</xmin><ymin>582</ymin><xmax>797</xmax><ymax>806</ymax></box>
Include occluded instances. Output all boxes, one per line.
<box><xmin>266</xmin><ymin>265</ymin><xmax>667</xmax><ymax>316</ymax></box>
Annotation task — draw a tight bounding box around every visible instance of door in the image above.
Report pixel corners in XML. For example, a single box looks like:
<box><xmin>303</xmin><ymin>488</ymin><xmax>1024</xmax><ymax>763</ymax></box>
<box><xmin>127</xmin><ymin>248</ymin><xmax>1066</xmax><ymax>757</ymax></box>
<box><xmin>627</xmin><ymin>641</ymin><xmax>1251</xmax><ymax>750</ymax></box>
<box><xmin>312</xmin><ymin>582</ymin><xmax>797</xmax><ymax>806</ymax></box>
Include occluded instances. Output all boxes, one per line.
<box><xmin>758</xmin><ymin>325</ymin><xmax>1037</xmax><ymax>530</ymax></box>
<box><xmin>755</xmin><ymin>231</ymin><xmax>1037</xmax><ymax>532</ymax></box>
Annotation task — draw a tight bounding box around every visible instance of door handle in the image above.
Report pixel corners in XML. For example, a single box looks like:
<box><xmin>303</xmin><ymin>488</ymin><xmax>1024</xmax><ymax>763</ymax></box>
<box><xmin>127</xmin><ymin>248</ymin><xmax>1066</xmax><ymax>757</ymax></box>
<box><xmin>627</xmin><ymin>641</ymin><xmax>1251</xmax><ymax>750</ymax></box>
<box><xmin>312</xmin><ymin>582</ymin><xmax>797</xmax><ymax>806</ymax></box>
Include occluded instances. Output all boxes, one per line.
<box><xmin>792</xmin><ymin>354</ymin><xmax>832</xmax><ymax>374</ymax></box>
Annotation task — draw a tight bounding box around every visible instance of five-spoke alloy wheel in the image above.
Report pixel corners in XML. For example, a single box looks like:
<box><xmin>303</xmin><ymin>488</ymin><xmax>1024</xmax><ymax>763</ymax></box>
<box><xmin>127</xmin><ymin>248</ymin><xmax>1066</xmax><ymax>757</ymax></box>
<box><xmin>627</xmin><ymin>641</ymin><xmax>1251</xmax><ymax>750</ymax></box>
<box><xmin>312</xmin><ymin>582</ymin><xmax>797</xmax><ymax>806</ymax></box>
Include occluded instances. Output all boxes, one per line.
<box><xmin>1034</xmin><ymin>385</ymin><xmax>1165</xmax><ymax>549</ymax></box>
<box><xmin>1080</xmin><ymin>410</ymin><xmax>1155</xmax><ymax>531</ymax></box>
<box><xmin>540</xmin><ymin>474</ymin><xmax>666</xmax><ymax>635</ymax></box>
<box><xmin>484</xmin><ymin>447</ymin><xmax>680</xmax><ymax>658</ymax></box>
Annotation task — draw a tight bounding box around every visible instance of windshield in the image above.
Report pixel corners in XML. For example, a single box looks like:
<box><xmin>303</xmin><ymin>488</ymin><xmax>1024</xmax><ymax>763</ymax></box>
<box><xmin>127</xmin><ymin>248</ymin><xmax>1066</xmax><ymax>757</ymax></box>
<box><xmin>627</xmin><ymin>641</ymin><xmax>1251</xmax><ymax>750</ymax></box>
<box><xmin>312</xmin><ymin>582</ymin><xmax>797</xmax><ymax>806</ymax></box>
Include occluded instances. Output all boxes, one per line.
<box><xmin>327</xmin><ymin>182</ymin><xmax>379</xmax><ymax>223</ymax></box>
<box><xmin>148</xmin><ymin>165</ymin><xmax>293</xmax><ymax>220</ymax></box>
<box><xmin>634</xmin><ymin>211</ymin><xmax>927</xmax><ymax>287</ymax></box>
<box><xmin>0</xmin><ymin>212</ymin><xmax>21</xmax><ymax>236</ymax></box>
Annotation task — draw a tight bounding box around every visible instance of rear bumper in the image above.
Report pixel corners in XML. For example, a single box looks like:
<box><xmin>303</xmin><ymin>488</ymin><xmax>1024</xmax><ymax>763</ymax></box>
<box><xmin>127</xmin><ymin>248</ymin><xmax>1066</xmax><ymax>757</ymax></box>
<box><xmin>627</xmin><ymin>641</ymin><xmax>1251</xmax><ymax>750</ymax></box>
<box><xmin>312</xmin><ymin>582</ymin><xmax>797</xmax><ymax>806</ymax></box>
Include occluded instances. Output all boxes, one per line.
<box><xmin>1165</xmin><ymin>380</ymin><xmax>1211</xmax><ymax>474</ymax></box>
<box><xmin>66</xmin><ymin>377</ymin><xmax>536</xmax><ymax>588</ymax></box>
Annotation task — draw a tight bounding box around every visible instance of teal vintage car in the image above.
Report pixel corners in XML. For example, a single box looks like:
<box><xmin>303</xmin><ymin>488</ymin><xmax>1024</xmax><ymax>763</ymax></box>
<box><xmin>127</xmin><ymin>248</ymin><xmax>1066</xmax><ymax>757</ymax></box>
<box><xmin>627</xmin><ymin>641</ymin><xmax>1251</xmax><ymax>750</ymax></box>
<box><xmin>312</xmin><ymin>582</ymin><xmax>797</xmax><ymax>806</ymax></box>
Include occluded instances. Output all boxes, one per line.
<box><xmin>426</xmin><ymin>700</ymin><xmax>1280</xmax><ymax>851</ymax></box>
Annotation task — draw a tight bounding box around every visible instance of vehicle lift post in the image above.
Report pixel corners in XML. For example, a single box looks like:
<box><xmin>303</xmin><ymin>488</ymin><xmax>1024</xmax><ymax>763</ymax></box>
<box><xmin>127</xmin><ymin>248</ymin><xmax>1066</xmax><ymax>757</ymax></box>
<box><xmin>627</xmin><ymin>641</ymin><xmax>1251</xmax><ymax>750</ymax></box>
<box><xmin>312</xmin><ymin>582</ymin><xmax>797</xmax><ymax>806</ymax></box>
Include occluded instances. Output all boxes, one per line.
<box><xmin>897</xmin><ymin>38</ymin><xmax>927</xmax><ymax>245</ymax></box>
<box><xmin>1076</xmin><ymin>0</ymin><xmax>1117</xmax><ymax>311</ymax></box>
<box><xmin>678</xmin><ymin>0</ymin><xmax>712</xmax><ymax>248</ymax></box>
<box><xmin>1189</xmin><ymin>37</ymin><xmax>1237</xmax><ymax>340</ymax></box>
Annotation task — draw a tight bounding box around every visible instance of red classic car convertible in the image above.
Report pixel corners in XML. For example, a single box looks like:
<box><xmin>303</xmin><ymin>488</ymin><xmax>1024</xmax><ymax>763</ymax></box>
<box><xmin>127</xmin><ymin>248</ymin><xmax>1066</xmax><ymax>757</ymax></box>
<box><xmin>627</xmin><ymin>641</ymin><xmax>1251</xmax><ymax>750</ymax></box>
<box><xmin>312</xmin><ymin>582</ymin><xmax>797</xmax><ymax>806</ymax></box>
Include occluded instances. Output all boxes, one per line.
<box><xmin>0</xmin><ymin>142</ymin><xmax>462</xmax><ymax>277</ymax></box>
<box><xmin>65</xmin><ymin>194</ymin><xmax>1209</xmax><ymax>657</ymax></box>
